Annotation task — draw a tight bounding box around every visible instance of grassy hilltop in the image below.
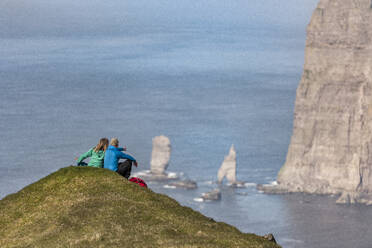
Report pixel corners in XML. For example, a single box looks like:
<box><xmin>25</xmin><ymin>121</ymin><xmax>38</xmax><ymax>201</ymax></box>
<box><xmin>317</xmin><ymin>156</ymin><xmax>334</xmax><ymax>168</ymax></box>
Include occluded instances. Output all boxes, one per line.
<box><xmin>0</xmin><ymin>166</ymin><xmax>280</xmax><ymax>248</ymax></box>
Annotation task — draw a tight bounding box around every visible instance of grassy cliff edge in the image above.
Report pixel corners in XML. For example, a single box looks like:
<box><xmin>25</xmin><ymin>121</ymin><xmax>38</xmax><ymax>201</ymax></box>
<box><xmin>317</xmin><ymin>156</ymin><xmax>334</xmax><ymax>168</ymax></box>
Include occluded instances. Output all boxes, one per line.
<box><xmin>0</xmin><ymin>167</ymin><xmax>280</xmax><ymax>248</ymax></box>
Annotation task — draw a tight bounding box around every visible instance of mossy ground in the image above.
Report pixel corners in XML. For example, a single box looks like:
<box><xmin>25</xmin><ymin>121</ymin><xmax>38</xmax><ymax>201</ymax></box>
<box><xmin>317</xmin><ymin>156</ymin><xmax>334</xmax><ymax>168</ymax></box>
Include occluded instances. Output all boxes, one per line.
<box><xmin>0</xmin><ymin>166</ymin><xmax>280</xmax><ymax>248</ymax></box>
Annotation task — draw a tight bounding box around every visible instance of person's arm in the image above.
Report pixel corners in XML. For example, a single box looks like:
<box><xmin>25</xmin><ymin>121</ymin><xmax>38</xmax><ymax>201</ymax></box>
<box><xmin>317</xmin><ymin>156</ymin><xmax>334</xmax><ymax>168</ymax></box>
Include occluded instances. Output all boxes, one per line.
<box><xmin>118</xmin><ymin>151</ymin><xmax>136</xmax><ymax>162</ymax></box>
<box><xmin>76</xmin><ymin>148</ymin><xmax>93</xmax><ymax>164</ymax></box>
<box><xmin>117</xmin><ymin>146</ymin><xmax>127</xmax><ymax>152</ymax></box>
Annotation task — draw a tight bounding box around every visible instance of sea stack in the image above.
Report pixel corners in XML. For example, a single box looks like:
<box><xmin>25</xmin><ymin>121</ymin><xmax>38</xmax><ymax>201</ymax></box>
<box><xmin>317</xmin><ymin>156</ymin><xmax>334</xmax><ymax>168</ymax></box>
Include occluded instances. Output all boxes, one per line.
<box><xmin>217</xmin><ymin>145</ymin><xmax>245</xmax><ymax>187</ymax></box>
<box><xmin>217</xmin><ymin>145</ymin><xmax>237</xmax><ymax>184</ymax></box>
<box><xmin>275</xmin><ymin>0</ymin><xmax>372</xmax><ymax>204</ymax></box>
<box><xmin>150</xmin><ymin>135</ymin><xmax>171</xmax><ymax>175</ymax></box>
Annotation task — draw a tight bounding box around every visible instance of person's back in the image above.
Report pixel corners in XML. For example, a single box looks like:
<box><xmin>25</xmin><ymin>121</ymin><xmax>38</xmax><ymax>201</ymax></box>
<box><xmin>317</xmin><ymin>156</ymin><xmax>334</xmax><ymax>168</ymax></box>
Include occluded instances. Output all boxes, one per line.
<box><xmin>78</xmin><ymin>148</ymin><xmax>105</xmax><ymax>167</ymax></box>
<box><xmin>104</xmin><ymin>145</ymin><xmax>124</xmax><ymax>171</ymax></box>
<box><xmin>104</xmin><ymin>138</ymin><xmax>137</xmax><ymax>178</ymax></box>
<box><xmin>76</xmin><ymin>138</ymin><xmax>109</xmax><ymax>168</ymax></box>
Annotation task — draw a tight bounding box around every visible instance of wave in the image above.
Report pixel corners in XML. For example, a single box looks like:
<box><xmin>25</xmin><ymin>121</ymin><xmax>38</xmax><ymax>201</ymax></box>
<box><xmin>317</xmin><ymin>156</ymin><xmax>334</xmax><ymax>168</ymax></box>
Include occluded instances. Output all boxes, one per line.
<box><xmin>193</xmin><ymin>197</ymin><xmax>204</xmax><ymax>202</ymax></box>
<box><xmin>163</xmin><ymin>185</ymin><xmax>177</xmax><ymax>189</ymax></box>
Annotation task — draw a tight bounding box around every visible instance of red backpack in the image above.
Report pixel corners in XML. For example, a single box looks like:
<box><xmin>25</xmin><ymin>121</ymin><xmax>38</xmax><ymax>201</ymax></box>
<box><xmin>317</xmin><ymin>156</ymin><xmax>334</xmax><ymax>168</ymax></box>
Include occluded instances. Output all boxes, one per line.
<box><xmin>129</xmin><ymin>177</ymin><xmax>148</xmax><ymax>188</ymax></box>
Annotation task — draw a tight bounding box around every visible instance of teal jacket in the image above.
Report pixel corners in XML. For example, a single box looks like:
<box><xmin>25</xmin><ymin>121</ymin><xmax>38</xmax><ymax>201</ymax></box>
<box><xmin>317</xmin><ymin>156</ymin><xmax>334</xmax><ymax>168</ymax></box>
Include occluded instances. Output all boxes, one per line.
<box><xmin>77</xmin><ymin>148</ymin><xmax>105</xmax><ymax>168</ymax></box>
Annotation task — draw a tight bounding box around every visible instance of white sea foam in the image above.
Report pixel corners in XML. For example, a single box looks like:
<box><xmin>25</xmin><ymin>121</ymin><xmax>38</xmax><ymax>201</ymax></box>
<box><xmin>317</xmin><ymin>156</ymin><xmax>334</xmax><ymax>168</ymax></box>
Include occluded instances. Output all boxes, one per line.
<box><xmin>132</xmin><ymin>170</ymin><xmax>179</xmax><ymax>180</ymax></box>
<box><xmin>198</xmin><ymin>180</ymin><xmax>214</xmax><ymax>186</ymax></box>
<box><xmin>133</xmin><ymin>170</ymin><xmax>151</xmax><ymax>177</ymax></box>
<box><xmin>235</xmin><ymin>184</ymin><xmax>245</xmax><ymax>188</ymax></box>
<box><xmin>193</xmin><ymin>198</ymin><xmax>204</xmax><ymax>202</ymax></box>
<box><xmin>167</xmin><ymin>172</ymin><xmax>178</xmax><ymax>179</ymax></box>
<box><xmin>163</xmin><ymin>185</ymin><xmax>176</xmax><ymax>189</ymax></box>
<box><xmin>244</xmin><ymin>182</ymin><xmax>257</xmax><ymax>187</ymax></box>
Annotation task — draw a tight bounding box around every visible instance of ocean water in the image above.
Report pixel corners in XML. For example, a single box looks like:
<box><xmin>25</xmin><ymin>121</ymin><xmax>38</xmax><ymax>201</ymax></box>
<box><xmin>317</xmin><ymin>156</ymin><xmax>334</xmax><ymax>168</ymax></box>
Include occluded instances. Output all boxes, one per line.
<box><xmin>1</xmin><ymin>27</ymin><xmax>372</xmax><ymax>248</ymax></box>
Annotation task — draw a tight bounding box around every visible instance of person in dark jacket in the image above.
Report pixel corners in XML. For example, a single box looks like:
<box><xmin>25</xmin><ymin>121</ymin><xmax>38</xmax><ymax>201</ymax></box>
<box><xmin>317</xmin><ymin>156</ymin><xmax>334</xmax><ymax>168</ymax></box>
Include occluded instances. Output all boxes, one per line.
<box><xmin>104</xmin><ymin>138</ymin><xmax>138</xmax><ymax>179</ymax></box>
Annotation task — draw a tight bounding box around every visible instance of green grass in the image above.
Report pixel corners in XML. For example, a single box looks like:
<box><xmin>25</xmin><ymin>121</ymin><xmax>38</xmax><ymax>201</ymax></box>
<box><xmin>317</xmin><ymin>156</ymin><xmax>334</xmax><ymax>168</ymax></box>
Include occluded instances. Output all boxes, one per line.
<box><xmin>0</xmin><ymin>166</ymin><xmax>281</xmax><ymax>248</ymax></box>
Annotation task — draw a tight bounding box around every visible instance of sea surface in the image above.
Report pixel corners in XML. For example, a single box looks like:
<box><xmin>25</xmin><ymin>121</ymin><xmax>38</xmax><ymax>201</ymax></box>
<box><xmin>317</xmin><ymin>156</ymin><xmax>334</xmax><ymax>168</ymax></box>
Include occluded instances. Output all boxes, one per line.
<box><xmin>1</xmin><ymin>26</ymin><xmax>372</xmax><ymax>248</ymax></box>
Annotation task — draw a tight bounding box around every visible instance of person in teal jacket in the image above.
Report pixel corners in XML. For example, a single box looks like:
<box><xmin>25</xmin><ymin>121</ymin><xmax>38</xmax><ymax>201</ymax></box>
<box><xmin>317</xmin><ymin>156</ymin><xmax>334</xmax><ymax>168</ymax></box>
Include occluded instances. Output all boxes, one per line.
<box><xmin>76</xmin><ymin>138</ymin><xmax>109</xmax><ymax>168</ymax></box>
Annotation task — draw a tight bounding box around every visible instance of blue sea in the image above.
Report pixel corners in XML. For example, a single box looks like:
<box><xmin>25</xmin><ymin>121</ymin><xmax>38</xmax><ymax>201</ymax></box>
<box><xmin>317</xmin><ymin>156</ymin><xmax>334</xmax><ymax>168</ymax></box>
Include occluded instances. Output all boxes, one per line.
<box><xmin>1</xmin><ymin>26</ymin><xmax>372</xmax><ymax>248</ymax></box>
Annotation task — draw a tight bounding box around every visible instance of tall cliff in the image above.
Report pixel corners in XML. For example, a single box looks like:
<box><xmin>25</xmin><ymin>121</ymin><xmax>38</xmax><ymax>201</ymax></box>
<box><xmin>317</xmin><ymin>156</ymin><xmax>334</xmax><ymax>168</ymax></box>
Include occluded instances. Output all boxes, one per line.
<box><xmin>276</xmin><ymin>0</ymin><xmax>372</xmax><ymax>204</ymax></box>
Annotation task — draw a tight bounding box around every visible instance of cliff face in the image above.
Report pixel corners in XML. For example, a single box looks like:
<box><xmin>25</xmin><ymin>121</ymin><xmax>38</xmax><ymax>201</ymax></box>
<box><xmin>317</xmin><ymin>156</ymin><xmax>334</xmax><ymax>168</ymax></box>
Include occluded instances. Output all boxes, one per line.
<box><xmin>277</xmin><ymin>0</ymin><xmax>372</xmax><ymax>204</ymax></box>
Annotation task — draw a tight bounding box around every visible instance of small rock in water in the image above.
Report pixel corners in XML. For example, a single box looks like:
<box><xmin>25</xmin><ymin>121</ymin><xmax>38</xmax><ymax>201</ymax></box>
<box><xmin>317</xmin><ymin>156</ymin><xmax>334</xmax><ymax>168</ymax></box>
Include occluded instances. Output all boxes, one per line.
<box><xmin>336</xmin><ymin>191</ymin><xmax>360</xmax><ymax>204</ymax></box>
<box><xmin>256</xmin><ymin>183</ymin><xmax>288</xmax><ymax>194</ymax></box>
<box><xmin>201</xmin><ymin>189</ymin><xmax>221</xmax><ymax>201</ymax></box>
<box><xmin>168</xmin><ymin>180</ymin><xmax>197</xmax><ymax>189</ymax></box>
<box><xmin>229</xmin><ymin>181</ymin><xmax>246</xmax><ymax>188</ymax></box>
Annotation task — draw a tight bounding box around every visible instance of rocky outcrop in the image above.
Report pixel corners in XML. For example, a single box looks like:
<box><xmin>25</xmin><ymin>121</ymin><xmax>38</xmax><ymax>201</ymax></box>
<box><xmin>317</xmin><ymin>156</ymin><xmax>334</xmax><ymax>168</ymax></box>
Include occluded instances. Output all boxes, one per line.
<box><xmin>168</xmin><ymin>180</ymin><xmax>197</xmax><ymax>189</ymax></box>
<box><xmin>263</xmin><ymin>234</ymin><xmax>277</xmax><ymax>244</ymax></box>
<box><xmin>150</xmin><ymin>135</ymin><xmax>171</xmax><ymax>175</ymax></box>
<box><xmin>201</xmin><ymin>189</ymin><xmax>221</xmax><ymax>201</ymax></box>
<box><xmin>272</xmin><ymin>0</ymin><xmax>372</xmax><ymax>204</ymax></box>
<box><xmin>217</xmin><ymin>145</ymin><xmax>245</xmax><ymax>187</ymax></box>
<box><xmin>218</xmin><ymin>145</ymin><xmax>237</xmax><ymax>184</ymax></box>
<box><xmin>135</xmin><ymin>136</ymin><xmax>175</xmax><ymax>181</ymax></box>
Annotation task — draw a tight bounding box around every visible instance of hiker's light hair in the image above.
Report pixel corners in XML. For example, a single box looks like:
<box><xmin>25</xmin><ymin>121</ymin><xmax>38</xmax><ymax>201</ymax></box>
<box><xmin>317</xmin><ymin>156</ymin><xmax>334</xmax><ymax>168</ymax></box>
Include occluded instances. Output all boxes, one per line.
<box><xmin>94</xmin><ymin>138</ymin><xmax>109</xmax><ymax>152</ymax></box>
<box><xmin>110</xmin><ymin>138</ymin><xmax>119</xmax><ymax>147</ymax></box>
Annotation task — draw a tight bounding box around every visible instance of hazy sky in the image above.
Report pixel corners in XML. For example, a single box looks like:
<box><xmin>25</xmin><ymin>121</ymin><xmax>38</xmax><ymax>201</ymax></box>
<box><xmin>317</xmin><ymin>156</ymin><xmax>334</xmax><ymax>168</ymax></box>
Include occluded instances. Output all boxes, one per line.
<box><xmin>0</xmin><ymin>0</ymin><xmax>319</xmax><ymax>37</ymax></box>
